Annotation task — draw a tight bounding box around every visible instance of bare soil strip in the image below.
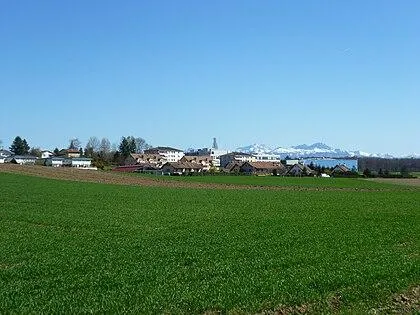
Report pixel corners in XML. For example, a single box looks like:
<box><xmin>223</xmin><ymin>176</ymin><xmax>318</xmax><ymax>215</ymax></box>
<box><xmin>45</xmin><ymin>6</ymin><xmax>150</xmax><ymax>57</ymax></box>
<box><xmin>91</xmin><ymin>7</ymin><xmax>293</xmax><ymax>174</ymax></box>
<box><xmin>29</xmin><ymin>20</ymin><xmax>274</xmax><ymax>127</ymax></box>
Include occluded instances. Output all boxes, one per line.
<box><xmin>368</xmin><ymin>177</ymin><xmax>420</xmax><ymax>187</ymax></box>
<box><xmin>0</xmin><ymin>164</ymin><xmax>409</xmax><ymax>192</ymax></box>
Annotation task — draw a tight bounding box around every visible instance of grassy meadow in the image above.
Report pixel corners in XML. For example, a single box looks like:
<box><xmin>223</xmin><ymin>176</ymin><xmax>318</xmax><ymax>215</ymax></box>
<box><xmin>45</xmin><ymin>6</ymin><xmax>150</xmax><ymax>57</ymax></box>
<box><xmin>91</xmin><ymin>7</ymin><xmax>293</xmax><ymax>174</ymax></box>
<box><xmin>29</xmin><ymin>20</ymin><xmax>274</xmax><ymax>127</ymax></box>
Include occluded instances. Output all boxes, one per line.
<box><xmin>0</xmin><ymin>172</ymin><xmax>419</xmax><ymax>313</ymax></box>
<box><xmin>134</xmin><ymin>173</ymin><xmax>411</xmax><ymax>190</ymax></box>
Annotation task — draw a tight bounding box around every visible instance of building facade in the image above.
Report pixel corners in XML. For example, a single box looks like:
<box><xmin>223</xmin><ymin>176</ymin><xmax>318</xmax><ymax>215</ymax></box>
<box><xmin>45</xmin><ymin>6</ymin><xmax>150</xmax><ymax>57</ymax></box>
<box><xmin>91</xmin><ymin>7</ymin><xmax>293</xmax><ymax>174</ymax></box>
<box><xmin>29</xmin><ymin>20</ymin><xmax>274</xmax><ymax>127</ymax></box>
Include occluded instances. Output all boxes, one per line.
<box><xmin>144</xmin><ymin>147</ymin><xmax>184</xmax><ymax>162</ymax></box>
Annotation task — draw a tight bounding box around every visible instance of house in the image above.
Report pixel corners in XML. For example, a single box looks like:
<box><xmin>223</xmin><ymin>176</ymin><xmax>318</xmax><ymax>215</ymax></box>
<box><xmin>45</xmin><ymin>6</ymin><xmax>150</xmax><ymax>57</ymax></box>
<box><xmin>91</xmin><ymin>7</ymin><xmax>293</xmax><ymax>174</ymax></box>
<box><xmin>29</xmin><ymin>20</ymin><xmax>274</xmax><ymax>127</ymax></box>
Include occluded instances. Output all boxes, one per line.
<box><xmin>285</xmin><ymin>159</ymin><xmax>300</xmax><ymax>166</ymax></box>
<box><xmin>113</xmin><ymin>163</ymin><xmax>158</xmax><ymax>173</ymax></box>
<box><xmin>0</xmin><ymin>149</ymin><xmax>12</xmax><ymax>158</ymax></box>
<box><xmin>0</xmin><ymin>149</ymin><xmax>12</xmax><ymax>163</ymax></box>
<box><xmin>45</xmin><ymin>157</ymin><xmax>65</xmax><ymax>167</ymax></box>
<box><xmin>125</xmin><ymin>153</ymin><xmax>167</xmax><ymax>166</ymax></box>
<box><xmin>41</xmin><ymin>150</ymin><xmax>54</xmax><ymax>159</ymax></box>
<box><xmin>223</xmin><ymin>161</ymin><xmax>242</xmax><ymax>173</ymax></box>
<box><xmin>64</xmin><ymin>157</ymin><xmax>92</xmax><ymax>168</ymax></box>
<box><xmin>179</xmin><ymin>155</ymin><xmax>213</xmax><ymax>171</ymax></box>
<box><xmin>161</xmin><ymin>162</ymin><xmax>203</xmax><ymax>175</ymax></box>
<box><xmin>58</xmin><ymin>149</ymin><xmax>80</xmax><ymax>158</ymax></box>
<box><xmin>11</xmin><ymin>155</ymin><xmax>37</xmax><ymax>165</ymax></box>
<box><xmin>198</xmin><ymin>148</ymin><xmax>230</xmax><ymax>168</ymax></box>
<box><xmin>240</xmin><ymin>161</ymin><xmax>286</xmax><ymax>176</ymax></box>
<box><xmin>331</xmin><ymin>164</ymin><xmax>351</xmax><ymax>175</ymax></box>
<box><xmin>287</xmin><ymin>164</ymin><xmax>314</xmax><ymax>176</ymax></box>
<box><xmin>144</xmin><ymin>147</ymin><xmax>184</xmax><ymax>162</ymax></box>
<box><xmin>219</xmin><ymin>152</ymin><xmax>256</xmax><ymax>168</ymax></box>
<box><xmin>255</xmin><ymin>153</ymin><xmax>282</xmax><ymax>163</ymax></box>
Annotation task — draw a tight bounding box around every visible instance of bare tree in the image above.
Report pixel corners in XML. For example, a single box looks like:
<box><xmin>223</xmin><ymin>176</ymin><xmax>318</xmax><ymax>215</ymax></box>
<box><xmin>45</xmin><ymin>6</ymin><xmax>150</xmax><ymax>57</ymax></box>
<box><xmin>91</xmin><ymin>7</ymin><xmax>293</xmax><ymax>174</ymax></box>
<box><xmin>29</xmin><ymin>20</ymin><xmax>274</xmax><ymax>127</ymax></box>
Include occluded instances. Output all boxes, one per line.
<box><xmin>86</xmin><ymin>136</ymin><xmax>100</xmax><ymax>152</ymax></box>
<box><xmin>84</xmin><ymin>136</ymin><xmax>100</xmax><ymax>158</ymax></box>
<box><xmin>99</xmin><ymin>138</ymin><xmax>111</xmax><ymax>154</ymax></box>
<box><xmin>134</xmin><ymin>137</ymin><xmax>151</xmax><ymax>153</ymax></box>
<box><xmin>29</xmin><ymin>147</ymin><xmax>42</xmax><ymax>158</ymax></box>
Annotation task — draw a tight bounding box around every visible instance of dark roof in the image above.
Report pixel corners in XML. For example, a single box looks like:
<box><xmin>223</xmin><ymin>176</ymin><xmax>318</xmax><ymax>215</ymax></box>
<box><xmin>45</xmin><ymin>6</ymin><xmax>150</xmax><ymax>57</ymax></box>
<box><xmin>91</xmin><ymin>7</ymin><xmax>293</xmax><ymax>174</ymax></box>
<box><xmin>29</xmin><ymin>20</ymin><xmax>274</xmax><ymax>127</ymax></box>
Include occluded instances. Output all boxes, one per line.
<box><xmin>162</xmin><ymin>162</ymin><xmax>203</xmax><ymax>169</ymax></box>
<box><xmin>242</xmin><ymin>161</ymin><xmax>285</xmax><ymax>170</ymax></box>
<box><xmin>223</xmin><ymin>161</ymin><xmax>243</xmax><ymax>171</ymax></box>
<box><xmin>130</xmin><ymin>153</ymin><xmax>166</xmax><ymax>160</ymax></box>
<box><xmin>0</xmin><ymin>149</ymin><xmax>13</xmax><ymax>156</ymax></box>
<box><xmin>72</xmin><ymin>158</ymin><xmax>92</xmax><ymax>161</ymax></box>
<box><xmin>146</xmin><ymin>146</ymin><xmax>183</xmax><ymax>153</ymax></box>
<box><xmin>13</xmin><ymin>155</ymin><xmax>37</xmax><ymax>159</ymax></box>
<box><xmin>332</xmin><ymin>164</ymin><xmax>350</xmax><ymax>173</ymax></box>
<box><xmin>181</xmin><ymin>155</ymin><xmax>212</xmax><ymax>163</ymax></box>
<box><xmin>220</xmin><ymin>152</ymin><xmax>254</xmax><ymax>157</ymax></box>
<box><xmin>287</xmin><ymin>163</ymin><xmax>314</xmax><ymax>173</ymax></box>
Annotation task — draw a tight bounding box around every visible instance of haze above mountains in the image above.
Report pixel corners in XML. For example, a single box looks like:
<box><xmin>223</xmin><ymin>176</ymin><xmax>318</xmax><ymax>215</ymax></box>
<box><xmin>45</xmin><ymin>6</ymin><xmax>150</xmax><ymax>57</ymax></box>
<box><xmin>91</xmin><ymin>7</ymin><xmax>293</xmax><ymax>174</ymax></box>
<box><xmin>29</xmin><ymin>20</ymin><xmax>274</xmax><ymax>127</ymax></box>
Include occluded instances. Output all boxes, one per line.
<box><xmin>235</xmin><ymin>143</ymin><xmax>418</xmax><ymax>159</ymax></box>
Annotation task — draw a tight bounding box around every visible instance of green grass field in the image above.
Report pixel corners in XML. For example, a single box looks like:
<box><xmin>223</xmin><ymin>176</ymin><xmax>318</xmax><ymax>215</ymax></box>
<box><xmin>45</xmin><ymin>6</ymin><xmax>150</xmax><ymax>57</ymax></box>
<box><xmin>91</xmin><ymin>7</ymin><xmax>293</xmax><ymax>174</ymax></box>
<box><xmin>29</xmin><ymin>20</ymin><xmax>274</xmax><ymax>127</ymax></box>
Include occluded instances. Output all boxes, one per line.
<box><xmin>134</xmin><ymin>173</ymin><xmax>413</xmax><ymax>190</ymax></box>
<box><xmin>1</xmin><ymin>173</ymin><xmax>419</xmax><ymax>313</ymax></box>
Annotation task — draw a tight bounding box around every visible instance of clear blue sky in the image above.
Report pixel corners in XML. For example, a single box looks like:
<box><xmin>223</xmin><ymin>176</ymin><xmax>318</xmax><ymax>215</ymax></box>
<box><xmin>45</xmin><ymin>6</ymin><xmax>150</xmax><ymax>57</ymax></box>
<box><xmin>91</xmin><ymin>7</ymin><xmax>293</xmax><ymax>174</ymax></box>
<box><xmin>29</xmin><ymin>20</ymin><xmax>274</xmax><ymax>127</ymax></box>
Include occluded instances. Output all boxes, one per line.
<box><xmin>1</xmin><ymin>0</ymin><xmax>419</xmax><ymax>156</ymax></box>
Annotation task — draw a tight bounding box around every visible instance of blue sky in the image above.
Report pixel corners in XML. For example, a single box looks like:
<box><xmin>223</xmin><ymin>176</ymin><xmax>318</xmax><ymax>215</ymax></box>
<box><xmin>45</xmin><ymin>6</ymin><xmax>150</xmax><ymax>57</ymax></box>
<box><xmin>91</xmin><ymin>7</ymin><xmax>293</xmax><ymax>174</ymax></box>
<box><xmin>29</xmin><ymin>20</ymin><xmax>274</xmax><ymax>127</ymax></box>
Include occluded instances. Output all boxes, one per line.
<box><xmin>1</xmin><ymin>0</ymin><xmax>419</xmax><ymax>155</ymax></box>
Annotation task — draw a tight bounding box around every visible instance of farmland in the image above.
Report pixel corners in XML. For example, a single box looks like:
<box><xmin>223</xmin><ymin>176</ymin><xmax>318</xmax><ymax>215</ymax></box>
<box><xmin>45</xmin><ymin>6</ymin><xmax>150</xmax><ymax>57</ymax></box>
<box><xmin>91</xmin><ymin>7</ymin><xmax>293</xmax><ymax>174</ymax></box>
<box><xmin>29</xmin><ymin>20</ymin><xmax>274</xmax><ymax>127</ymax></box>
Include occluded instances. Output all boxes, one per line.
<box><xmin>0</xmin><ymin>169</ymin><xmax>419</xmax><ymax>313</ymax></box>
<box><xmin>133</xmin><ymin>172</ymin><xmax>420</xmax><ymax>189</ymax></box>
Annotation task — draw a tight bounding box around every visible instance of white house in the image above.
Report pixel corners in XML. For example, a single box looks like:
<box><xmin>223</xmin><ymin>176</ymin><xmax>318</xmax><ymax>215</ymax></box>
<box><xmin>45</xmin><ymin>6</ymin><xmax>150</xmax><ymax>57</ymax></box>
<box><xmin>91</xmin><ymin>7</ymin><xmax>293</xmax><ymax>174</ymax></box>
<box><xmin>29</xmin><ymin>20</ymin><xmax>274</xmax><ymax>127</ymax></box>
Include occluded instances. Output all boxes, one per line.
<box><xmin>41</xmin><ymin>150</ymin><xmax>54</xmax><ymax>159</ymax></box>
<box><xmin>0</xmin><ymin>149</ymin><xmax>12</xmax><ymax>163</ymax></box>
<box><xmin>70</xmin><ymin>157</ymin><xmax>92</xmax><ymax>168</ymax></box>
<box><xmin>45</xmin><ymin>157</ymin><xmax>65</xmax><ymax>167</ymax></box>
<box><xmin>161</xmin><ymin>162</ymin><xmax>203</xmax><ymax>175</ymax></box>
<box><xmin>11</xmin><ymin>155</ymin><xmax>37</xmax><ymax>165</ymax></box>
<box><xmin>255</xmin><ymin>153</ymin><xmax>282</xmax><ymax>163</ymax></box>
<box><xmin>144</xmin><ymin>147</ymin><xmax>184</xmax><ymax>163</ymax></box>
<box><xmin>285</xmin><ymin>159</ymin><xmax>300</xmax><ymax>166</ymax></box>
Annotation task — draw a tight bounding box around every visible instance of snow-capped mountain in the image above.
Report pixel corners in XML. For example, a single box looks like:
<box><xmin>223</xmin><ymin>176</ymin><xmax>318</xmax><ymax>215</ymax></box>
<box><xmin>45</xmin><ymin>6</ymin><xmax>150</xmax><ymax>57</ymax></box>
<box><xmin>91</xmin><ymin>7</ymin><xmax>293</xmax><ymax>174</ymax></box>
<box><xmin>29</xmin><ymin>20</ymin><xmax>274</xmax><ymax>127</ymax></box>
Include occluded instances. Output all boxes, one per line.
<box><xmin>235</xmin><ymin>142</ymin><xmax>394</xmax><ymax>158</ymax></box>
<box><xmin>235</xmin><ymin>144</ymin><xmax>273</xmax><ymax>154</ymax></box>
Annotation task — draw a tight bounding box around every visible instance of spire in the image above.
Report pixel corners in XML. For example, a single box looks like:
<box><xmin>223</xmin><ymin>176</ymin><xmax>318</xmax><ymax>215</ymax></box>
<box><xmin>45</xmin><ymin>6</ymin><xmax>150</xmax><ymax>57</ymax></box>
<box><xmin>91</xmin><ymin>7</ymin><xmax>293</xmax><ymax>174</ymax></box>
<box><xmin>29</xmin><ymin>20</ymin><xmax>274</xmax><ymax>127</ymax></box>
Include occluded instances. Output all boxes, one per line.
<box><xmin>212</xmin><ymin>138</ymin><xmax>218</xmax><ymax>150</ymax></box>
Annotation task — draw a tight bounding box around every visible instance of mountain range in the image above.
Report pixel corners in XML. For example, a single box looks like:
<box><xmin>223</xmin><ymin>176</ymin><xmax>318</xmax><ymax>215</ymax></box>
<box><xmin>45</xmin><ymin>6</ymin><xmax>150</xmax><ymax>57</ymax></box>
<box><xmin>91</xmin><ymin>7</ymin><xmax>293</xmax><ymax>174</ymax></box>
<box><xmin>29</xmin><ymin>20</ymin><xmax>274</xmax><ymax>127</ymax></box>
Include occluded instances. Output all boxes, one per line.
<box><xmin>235</xmin><ymin>142</ymin><xmax>403</xmax><ymax>159</ymax></box>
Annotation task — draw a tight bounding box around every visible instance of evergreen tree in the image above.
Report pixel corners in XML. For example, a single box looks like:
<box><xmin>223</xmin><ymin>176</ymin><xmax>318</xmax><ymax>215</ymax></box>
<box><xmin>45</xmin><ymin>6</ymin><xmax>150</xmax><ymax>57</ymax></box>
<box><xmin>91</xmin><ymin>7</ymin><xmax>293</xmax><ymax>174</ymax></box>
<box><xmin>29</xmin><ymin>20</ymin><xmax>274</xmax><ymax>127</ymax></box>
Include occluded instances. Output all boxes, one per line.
<box><xmin>118</xmin><ymin>136</ymin><xmax>137</xmax><ymax>158</ymax></box>
<box><xmin>69</xmin><ymin>138</ymin><xmax>81</xmax><ymax>150</ymax></box>
<box><xmin>10</xmin><ymin>136</ymin><xmax>30</xmax><ymax>155</ymax></box>
<box><xmin>22</xmin><ymin>139</ymin><xmax>30</xmax><ymax>154</ymax></box>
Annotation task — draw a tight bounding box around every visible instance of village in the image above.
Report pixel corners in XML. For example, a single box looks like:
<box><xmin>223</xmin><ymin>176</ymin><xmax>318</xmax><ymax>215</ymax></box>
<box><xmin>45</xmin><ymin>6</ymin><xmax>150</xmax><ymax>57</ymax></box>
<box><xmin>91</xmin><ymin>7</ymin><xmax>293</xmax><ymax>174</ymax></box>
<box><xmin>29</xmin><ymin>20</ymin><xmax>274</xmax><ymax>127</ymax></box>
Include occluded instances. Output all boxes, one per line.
<box><xmin>0</xmin><ymin>140</ymin><xmax>356</xmax><ymax>177</ymax></box>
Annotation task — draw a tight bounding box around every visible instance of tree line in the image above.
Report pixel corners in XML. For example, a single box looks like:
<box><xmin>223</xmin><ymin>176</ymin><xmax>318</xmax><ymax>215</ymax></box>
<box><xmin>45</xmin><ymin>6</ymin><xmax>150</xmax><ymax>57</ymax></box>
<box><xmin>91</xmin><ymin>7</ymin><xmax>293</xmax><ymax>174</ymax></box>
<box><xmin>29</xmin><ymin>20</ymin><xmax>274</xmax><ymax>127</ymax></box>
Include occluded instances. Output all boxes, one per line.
<box><xmin>4</xmin><ymin>136</ymin><xmax>152</xmax><ymax>168</ymax></box>
<box><xmin>358</xmin><ymin>157</ymin><xmax>420</xmax><ymax>173</ymax></box>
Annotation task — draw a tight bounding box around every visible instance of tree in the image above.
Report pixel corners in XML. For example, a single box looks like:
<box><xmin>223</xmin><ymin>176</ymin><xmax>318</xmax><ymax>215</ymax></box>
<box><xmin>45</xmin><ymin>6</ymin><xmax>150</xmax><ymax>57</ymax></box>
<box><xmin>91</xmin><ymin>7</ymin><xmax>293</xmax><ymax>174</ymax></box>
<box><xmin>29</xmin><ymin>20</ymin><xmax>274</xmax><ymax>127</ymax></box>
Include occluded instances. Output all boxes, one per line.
<box><xmin>400</xmin><ymin>165</ymin><xmax>409</xmax><ymax>178</ymax></box>
<box><xmin>0</xmin><ymin>139</ymin><xmax>3</xmax><ymax>149</ymax></box>
<box><xmin>85</xmin><ymin>136</ymin><xmax>100</xmax><ymax>158</ymax></box>
<box><xmin>69</xmin><ymin>138</ymin><xmax>81</xmax><ymax>150</ymax></box>
<box><xmin>29</xmin><ymin>147</ymin><xmax>42</xmax><ymax>157</ymax></box>
<box><xmin>53</xmin><ymin>148</ymin><xmax>60</xmax><ymax>156</ymax></box>
<box><xmin>363</xmin><ymin>168</ymin><xmax>371</xmax><ymax>177</ymax></box>
<box><xmin>134</xmin><ymin>137</ymin><xmax>151</xmax><ymax>153</ymax></box>
<box><xmin>134</xmin><ymin>138</ymin><xmax>147</xmax><ymax>153</ymax></box>
<box><xmin>99</xmin><ymin>138</ymin><xmax>111</xmax><ymax>155</ymax></box>
<box><xmin>10</xmin><ymin>136</ymin><xmax>30</xmax><ymax>155</ymax></box>
<box><xmin>79</xmin><ymin>148</ymin><xmax>84</xmax><ymax>157</ymax></box>
<box><xmin>118</xmin><ymin>137</ymin><xmax>136</xmax><ymax>158</ymax></box>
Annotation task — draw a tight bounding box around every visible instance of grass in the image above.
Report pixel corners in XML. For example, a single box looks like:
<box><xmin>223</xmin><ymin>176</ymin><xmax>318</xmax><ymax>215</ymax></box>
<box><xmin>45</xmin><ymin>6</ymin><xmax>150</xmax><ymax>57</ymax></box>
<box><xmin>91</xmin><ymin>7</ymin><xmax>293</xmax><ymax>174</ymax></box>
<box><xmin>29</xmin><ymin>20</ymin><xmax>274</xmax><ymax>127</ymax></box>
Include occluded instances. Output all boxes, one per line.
<box><xmin>0</xmin><ymin>172</ymin><xmax>419</xmax><ymax>313</ymax></box>
<box><xmin>133</xmin><ymin>173</ymin><xmax>412</xmax><ymax>190</ymax></box>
